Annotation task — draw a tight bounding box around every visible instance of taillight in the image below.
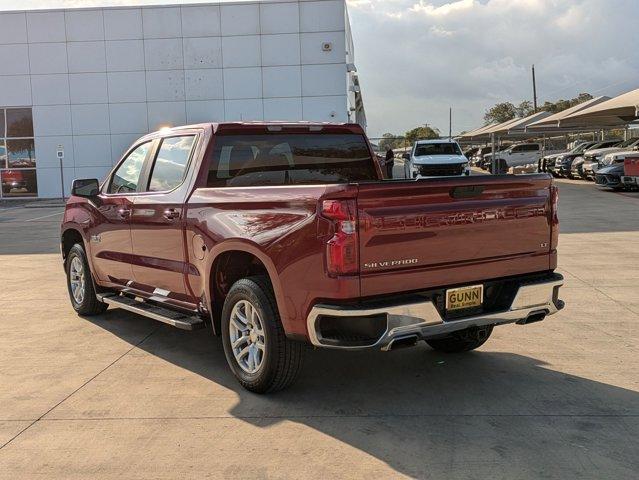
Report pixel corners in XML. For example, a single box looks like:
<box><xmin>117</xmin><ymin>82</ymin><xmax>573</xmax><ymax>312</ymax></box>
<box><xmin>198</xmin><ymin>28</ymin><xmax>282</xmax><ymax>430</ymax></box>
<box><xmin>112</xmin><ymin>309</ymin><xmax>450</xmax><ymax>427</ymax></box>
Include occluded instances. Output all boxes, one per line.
<box><xmin>551</xmin><ymin>185</ymin><xmax>559</xmax><ymax>226</ymax></box>
<box><xmin>321</xmin><ymin>199</ymin><xmax>359</xmax><ymax>276</ymax></box>
<box><xmin>550</xmin><ymin>184</ymin><xmax>559</xmax><ymax>250</ymax></box>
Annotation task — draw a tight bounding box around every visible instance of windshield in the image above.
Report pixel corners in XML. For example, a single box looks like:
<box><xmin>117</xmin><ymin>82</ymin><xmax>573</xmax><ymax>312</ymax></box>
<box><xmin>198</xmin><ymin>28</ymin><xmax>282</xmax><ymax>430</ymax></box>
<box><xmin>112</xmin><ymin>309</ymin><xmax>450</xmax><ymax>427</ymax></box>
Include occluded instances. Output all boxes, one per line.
<box><xmin>414</xmin><ymin>143</ymin><xmax>462</xmax><ymax>156</ymax></box>
<box><xmin>617</xmin><ymin>138</ymin><xmax>638</xmax><ymax>148</ymax></box>
<box><xmin>571</xmin><ymin>143</ymin><xmax>593</xmax><ymax>154</ymax></box>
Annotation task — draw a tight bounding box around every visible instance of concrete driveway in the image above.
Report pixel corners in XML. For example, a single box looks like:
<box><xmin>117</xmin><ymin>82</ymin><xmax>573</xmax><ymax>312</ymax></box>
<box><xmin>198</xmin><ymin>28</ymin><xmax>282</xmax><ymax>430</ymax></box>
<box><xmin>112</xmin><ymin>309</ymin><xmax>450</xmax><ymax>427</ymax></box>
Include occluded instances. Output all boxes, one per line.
<box><xmin>0</xmin><ymin>180</ymin><xmax>638</xmax><ymax>479</ymax></box>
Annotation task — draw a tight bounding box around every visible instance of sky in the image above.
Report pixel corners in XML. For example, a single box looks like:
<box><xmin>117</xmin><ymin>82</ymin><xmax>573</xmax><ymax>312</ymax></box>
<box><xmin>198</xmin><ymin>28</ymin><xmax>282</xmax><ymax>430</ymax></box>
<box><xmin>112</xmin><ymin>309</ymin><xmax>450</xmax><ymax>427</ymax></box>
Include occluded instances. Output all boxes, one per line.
<box><xmin>2</xmin><ymin>0</ymin><xmax>638</xmax><ymax>137</ymax></box>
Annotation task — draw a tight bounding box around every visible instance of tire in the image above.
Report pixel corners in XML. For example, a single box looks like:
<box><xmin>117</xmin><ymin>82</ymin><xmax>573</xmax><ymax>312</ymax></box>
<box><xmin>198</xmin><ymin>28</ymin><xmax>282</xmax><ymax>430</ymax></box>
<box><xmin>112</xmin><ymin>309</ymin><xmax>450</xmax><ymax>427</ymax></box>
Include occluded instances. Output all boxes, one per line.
<box><xmin>65</xmin><ymin>243</ymin><xmax>107</xmax><ymax>316</ymax></box>
<box><xmin>221</xmin><ymin>276</ymin><xmax>304</xmax><ymax>393</ymax></box>
<box><xmin>426</xmin><ymin>325</ymin><xmax>493</xmax><ymax>353</ymax></box>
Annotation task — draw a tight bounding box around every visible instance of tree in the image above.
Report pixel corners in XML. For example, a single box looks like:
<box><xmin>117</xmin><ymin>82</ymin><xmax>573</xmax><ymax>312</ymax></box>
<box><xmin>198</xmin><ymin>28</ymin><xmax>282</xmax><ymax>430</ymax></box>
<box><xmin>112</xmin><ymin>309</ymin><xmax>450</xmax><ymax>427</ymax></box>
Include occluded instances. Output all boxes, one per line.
<box><xmin>483</xmin><ymin>102</ymin><xmax>518</xmax><ymax>124</ymax></box>
<box><xmin>516</xmin><ymin>101</ymin><xmax>534</xmax><ymax>118</ymax></box>
<box><xmin>405</xmin><ymin>125</ymin><xmax>440</xmax><ymax>143</ymax></box>
<box><xmin>542</xmin><ymin>93</ymin><xmax>594</xmax><ymax>114</ymax></box>
<box><xmin>378</xmin><ymin>133</ymin><xmax>403</xmax><ymax>151</ymax></box>
<box><xmin>484</xmin><ymin>93</ymin><xmax>594</xmax><ymax>123</ymax></box>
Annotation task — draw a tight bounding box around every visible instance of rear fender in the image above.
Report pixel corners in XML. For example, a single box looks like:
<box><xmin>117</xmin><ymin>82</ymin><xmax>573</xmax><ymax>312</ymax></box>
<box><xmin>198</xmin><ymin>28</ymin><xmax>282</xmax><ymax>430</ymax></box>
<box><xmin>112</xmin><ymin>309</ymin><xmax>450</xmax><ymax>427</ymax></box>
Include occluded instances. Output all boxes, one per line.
<box><xmin>204</xmin><ymin>241</ymin><xmax>287</xmax><ymax>329</ymax></box>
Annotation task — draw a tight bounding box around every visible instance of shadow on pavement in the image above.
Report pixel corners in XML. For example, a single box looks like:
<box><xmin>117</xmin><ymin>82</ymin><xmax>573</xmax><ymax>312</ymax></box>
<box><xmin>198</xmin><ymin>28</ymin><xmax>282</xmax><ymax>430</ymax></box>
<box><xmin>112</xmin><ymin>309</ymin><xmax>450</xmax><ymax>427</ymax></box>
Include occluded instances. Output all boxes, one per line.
<box><xmin>85</xmin><ymin>310</ymin><xmax>639</xmax><ymax>478</ymax></box>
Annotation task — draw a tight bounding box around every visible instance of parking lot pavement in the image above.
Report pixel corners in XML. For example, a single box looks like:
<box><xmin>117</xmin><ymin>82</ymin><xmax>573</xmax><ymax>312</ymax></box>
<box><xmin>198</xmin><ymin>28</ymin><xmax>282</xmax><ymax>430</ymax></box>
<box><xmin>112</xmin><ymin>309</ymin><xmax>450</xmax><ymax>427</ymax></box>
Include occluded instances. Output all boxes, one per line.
<box><xmin>1</xmin><ymin>180</ymin><xmax>638</xmax><ymax>479</ymax></box>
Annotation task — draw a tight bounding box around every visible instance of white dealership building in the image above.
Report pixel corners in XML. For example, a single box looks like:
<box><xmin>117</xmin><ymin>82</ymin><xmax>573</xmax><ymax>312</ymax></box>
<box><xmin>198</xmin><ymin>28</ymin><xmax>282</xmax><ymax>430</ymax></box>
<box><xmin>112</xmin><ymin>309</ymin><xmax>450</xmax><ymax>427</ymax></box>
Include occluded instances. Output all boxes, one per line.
<box><xmin>0</xmin><ymin>0</ymin><xmax>365</xmax><ymax>199</ymax></box>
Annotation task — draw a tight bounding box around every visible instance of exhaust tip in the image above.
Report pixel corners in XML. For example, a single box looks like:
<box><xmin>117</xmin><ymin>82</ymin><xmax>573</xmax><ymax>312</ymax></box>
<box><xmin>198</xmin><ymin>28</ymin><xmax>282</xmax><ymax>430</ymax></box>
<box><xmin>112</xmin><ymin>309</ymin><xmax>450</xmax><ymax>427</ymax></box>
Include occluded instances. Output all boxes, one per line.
<box><xmin>517</xmin><ymin>311</ymin><xmax>547</xmax><ymax>325</ymax></box>
<box><xmin>386</xmin><ymin>335</ymin><xmax>419</xmax><ymax>351</ymax></box>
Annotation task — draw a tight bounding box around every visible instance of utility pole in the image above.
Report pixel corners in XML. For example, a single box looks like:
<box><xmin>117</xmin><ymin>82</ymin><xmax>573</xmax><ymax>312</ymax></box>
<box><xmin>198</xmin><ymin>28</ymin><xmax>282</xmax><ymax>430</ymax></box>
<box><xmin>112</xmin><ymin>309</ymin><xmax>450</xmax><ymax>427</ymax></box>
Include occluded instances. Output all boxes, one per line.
<box><xmin>449</xmin><ymin>107</ymin><xmax>452</xmax><ymax>139</ymax></box>
<box><xmin>532</xmin><ymin>64</ymin><xmax>538</xmax><ymax>112</ymax></box>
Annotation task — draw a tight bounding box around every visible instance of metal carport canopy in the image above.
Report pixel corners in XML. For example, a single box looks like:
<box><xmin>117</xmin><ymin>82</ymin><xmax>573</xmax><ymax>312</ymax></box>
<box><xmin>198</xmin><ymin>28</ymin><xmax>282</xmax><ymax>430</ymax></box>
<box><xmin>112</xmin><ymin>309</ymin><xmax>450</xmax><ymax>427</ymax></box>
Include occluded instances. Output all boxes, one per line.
<box><xmin>559</xmin><ymin>88</ymin><xmax>639</xmax><ymax>127</ymax></box>
<box><xmin>467</xmin><ymin>112</ymin><xmax>552</xmax><ymax>142</ymax></box>
<box><xmin>457</xmin><ymin>122</ymin><xmax>498</xmax><ymax>141</ymax></box>
<box><xmin>461</xmin><ymin>118</ymin><xmax>521</xmax><ymax>142</ymax></box>
<box><xmin>527</xmin><ymin>96</ymin><xmax>610</xmax><ymax>129</ymax></box>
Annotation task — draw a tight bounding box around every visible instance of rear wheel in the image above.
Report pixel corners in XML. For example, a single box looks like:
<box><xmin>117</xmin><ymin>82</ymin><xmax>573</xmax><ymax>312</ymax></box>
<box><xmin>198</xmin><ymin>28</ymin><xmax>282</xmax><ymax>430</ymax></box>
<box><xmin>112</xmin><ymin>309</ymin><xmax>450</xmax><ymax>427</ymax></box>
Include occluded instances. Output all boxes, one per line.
<box><xmin>65</xmin><ymin>243</ymin><xmax>107</xmax><ymax>316</ymax></box>
<box><xmin>221</xmin><ymin>276</ymin><xmax>304</xmax><ymax>393</ymax></box>
<box><xmin>426</xmin><ymin>325</ymin><xmax>493</xmax><ymax>353</ymax></box>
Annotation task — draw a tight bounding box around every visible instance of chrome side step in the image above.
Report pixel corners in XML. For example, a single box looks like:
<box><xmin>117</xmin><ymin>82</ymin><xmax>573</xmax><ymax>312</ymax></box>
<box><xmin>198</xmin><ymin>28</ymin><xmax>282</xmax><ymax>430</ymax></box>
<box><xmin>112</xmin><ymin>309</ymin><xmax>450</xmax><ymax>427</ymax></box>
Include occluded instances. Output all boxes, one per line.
<box><xmin>98</xmin><ymin>294</ymin><xmax>205</xmax><ymax>331</ymax></box>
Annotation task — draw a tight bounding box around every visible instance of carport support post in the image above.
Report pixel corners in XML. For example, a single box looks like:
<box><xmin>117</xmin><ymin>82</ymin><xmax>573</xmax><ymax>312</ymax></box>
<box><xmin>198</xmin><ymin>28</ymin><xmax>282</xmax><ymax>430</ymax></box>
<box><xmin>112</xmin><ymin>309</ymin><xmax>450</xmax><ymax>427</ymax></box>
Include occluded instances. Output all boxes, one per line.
<box><xmin>491</xmin><ymin>133</ymin><xmax>496</xmax><ymax>174</ymax></box>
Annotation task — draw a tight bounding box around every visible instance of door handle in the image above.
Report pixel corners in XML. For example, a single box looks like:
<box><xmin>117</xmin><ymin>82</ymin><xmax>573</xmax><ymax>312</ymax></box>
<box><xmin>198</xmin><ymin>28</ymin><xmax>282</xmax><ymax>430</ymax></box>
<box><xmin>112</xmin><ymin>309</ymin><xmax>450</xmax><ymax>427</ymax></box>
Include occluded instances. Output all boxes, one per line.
<box><xmin>117</xmin><ymin>208</ymin><xmax>131</xmax><ymax>219</ymax></box>
<box><xmin>163</xmin><ymin>208</ymin><xmax>181</xmax><ymax>220</ymax></box>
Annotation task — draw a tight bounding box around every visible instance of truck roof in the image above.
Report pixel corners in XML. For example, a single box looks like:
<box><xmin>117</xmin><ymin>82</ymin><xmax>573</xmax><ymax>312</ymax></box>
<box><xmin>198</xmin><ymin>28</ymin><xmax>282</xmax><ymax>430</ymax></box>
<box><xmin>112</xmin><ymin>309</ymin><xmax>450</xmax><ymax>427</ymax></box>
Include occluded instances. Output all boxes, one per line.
<box><xmin>414</xmin><ymin>139</ymin><xmax>458</xmax><ymax>145</ymax></box>
<box><xmin>159</xmin><ymin>122</ymin><xmax>366</xmax><ymax>135</ymax></box>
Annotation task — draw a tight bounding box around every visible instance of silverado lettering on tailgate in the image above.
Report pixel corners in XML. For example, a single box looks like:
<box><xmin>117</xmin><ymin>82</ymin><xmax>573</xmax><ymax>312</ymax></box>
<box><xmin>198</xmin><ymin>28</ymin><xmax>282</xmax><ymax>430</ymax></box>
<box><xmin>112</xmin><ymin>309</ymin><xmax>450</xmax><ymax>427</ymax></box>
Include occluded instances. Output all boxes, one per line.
<box><xmin>363</xmin><ymin>258</ymin><xmax>419</xmax><ymax>269</ymax></box>
<box><xmin>368</xmin><ymin>205</ymin><xmax>547</xmax><ymax>231</ymax></box>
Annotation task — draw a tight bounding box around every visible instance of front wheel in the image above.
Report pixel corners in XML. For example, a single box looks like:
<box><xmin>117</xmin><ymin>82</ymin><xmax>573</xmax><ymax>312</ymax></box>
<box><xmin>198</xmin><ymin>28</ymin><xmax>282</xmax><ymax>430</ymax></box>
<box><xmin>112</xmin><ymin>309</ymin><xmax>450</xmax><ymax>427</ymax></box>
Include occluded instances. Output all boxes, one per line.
<box><xmin>65</xmin><ymin>243</ymin><xmax>107</xmax><ymax>316</ymax></box>
<box><xmin>426</xmin><ymin>325</ymin><xmax>493</xmax><ymax>353</ymax></box>
<box><xmin>221</xmin><ymin>276</ymin><xmax>304</xmax><ymax>393</ymax></box>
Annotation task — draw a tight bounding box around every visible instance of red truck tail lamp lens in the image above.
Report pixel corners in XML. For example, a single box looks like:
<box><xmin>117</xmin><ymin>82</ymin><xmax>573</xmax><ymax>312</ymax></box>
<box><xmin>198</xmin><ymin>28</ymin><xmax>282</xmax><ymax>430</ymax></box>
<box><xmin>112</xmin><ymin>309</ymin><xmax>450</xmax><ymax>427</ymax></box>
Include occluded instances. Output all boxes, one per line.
<box><xmin>322</xmin><ymin>200</ymin><xmax>359</xmax><ymax>276</ymax></box>
<box><xmin>551</xmin><ymin>185</ymin><xmax>559</xmax><ymax>225</ymax></box>
<box><xmin>550</xmin><ymin>185</ymin><xmax>559</xmax><ymax>251</ymax></box>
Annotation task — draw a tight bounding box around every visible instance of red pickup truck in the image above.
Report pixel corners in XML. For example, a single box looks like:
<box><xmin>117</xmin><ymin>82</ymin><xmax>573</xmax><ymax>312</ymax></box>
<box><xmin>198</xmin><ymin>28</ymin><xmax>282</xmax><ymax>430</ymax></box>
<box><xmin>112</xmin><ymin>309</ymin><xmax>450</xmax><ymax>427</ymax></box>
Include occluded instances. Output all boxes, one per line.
<box><xmin>622</xmin><ymin>156</ymin><xmax>639</xmax><ymax>188</ymax></box>
<box><xmin>61</xmin><ymin>122</ymin><xmax>564</xmax><ymax>393</ymax></box>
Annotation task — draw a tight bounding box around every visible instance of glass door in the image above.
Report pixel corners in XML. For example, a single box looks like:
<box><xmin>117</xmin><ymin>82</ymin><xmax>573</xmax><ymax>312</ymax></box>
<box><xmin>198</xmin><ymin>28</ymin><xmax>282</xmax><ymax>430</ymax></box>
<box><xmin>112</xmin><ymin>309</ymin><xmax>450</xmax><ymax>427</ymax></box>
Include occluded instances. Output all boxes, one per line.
<box><xmin>0</xmin><ymin>107</ymin><xmax>38</xmax><ymax>198</ymax></box>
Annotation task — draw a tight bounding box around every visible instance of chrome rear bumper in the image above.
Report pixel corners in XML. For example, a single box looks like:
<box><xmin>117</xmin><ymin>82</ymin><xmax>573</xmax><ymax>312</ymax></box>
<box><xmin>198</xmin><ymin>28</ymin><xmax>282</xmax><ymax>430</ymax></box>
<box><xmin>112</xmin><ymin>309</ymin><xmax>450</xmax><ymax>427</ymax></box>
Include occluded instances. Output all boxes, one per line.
<box><xmin>307</xmin><ymin>275</ymin><xmax>564</xmax><ymax>351</ymax></box>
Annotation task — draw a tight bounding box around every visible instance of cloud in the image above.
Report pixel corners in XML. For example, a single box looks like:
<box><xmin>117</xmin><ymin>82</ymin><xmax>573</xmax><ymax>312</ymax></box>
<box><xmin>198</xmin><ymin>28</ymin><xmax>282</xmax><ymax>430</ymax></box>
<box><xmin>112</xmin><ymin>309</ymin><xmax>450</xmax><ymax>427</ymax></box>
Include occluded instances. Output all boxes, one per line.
<box><xmin>347</xmin><ymin>0</ymin><xmax>639</xmax><ymax>137</ymax></box>
<box><xmin>1</xmin><ymin>0</ymin><xmax>637</xmax><ymax>137</ymax></box>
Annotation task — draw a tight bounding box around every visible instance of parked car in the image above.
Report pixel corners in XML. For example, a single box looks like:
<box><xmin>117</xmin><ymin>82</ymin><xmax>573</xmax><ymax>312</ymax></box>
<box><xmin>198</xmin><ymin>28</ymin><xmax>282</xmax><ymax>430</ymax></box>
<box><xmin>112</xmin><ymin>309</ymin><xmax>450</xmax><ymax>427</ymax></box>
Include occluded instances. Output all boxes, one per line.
<box><xmin>539</xmin><ymin>153</ymin><xmax>561</xmax><ymax>173</ymax></box>
<box><xmin>404</xmin><ymin>139</ymin><xmax>470</xmax><ymax>178</ymax></box>
<box><xmin>60</xmin><ymin>122</ymin><xmax>564</xmax><ymax>393</ymax></box>
<box><xmin>621</xmin><ymin>155</ymin><xmax>639</xmax><ymax>189</ymax></box>
<box><xmin>491</xmin><ymin>143</ymin><xmax>555</xmax><ymax>174</ymax></box>
<box><xmin>549</xmin><ymin>141</ymin><xmax>616</xmax><ymax>178</ymax></box>
<box><xmin>595</xmin><ymin>162</ymin><xmax>625</xmax><ymax>190</ymax></box>
<box><xmin>544</xmin><ymin>142</ymin><xmax>595</xmax><ymax>176</ymax></box>
<box><xmin>463</xmin><ymin>147</ymin><xmax>479</xmax><ymax>160</ymax></box>
<box><xmin>580</xmin><ymin>139</ymin><xmax>639</xmax><ymax>179</ymax></box>
<box><xmin>582</xmin><ymin>140</ymin><xmax>636</xmax><ymax>180</ymax></box>
<box><xmin>478</xmin><ymin>145</ymin><xmax>512</xmax><ymax>170</ymax></box>
<box><xmin>471</xmin><ymin>147</ymin><xmax>492</xmax><ymax>167</ymax></box>
<box><xmin>544</xmin><ymin>141</ymin><xmax>598</xmax><ymax>176</ymax></box>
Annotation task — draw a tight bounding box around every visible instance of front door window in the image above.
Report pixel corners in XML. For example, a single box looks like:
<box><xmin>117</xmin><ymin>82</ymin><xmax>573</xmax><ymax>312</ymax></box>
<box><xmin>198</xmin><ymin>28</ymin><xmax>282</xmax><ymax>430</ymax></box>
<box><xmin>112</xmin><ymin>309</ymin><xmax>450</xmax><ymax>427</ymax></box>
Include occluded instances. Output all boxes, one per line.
<box><xmin>108</xmin><ymin>142</ymin><xmax>150</xmax><ymax>194</ymax></box>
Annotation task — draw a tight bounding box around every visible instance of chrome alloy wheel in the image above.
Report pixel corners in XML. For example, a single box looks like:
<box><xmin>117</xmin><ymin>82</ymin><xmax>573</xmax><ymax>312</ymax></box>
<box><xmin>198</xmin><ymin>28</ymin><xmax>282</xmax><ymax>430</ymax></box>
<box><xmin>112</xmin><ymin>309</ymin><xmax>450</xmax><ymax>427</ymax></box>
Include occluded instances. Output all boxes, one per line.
<box><xmin>69</xmin><ymin>256</ymin><xmax>86</xmax><ymax>304</ymax></box>
<box><xmin>229</xmin><ymin>300</ymin><xmax>266</xmax><ymax>374</ymax></box>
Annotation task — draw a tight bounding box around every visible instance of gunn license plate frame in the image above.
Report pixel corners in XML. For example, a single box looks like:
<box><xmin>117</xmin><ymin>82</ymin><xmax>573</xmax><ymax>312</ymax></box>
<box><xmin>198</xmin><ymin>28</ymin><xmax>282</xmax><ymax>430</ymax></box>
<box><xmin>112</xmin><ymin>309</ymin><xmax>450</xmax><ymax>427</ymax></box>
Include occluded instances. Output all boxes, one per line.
<box><xmin>446</xmin><ymin>285</ymin><xmax>484</xmax><ymax>312</ymax></box>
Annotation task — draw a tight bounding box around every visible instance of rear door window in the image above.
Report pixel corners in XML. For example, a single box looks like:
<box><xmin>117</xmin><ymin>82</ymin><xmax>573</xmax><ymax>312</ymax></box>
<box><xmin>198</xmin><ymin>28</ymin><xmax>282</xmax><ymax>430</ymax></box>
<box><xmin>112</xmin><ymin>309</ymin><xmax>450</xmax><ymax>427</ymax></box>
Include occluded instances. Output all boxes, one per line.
<box><xmin>148</xmin><ymin>135</ymin><xmax>196</xmax><ymax>192</ymax></box>
<box><xmin>207</xmin><ymin>134</ymin><xmax>377</xmax><ymax>187</ymax></box>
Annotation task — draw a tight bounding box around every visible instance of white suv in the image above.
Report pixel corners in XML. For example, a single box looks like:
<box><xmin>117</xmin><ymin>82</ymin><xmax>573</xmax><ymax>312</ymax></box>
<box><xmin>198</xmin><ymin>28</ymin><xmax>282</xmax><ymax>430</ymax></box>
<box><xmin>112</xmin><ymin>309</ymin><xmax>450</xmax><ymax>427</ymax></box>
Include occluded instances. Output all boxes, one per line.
<box><xmin>494</xmin><ymin>143</ymin><xmax>542</xmax><ymax>171</ymax></box>
<box><xmin>404</xmin><ymin>140</ymin><xmax>470</xmax><ymax>178</ymax></box>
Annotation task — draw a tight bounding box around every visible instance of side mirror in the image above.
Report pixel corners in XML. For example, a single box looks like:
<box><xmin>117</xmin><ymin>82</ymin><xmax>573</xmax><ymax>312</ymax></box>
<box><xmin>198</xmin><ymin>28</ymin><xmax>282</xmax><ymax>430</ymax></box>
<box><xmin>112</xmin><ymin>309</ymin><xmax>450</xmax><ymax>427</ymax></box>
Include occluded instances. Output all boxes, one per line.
<box><xmin>402</xmin><ymin>153</ymin><xmax>410</xmax><ymax>160</ymax></box>
<box><xmin>71</xmin><ymin>178</ymin><xmax>99</xmax><ymax>198</ymax></box>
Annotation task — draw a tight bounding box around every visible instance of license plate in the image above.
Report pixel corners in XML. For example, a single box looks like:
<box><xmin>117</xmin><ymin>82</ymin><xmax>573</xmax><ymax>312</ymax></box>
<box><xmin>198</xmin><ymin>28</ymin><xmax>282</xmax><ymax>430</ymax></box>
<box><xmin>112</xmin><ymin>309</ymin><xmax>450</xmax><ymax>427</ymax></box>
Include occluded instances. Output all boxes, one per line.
<box><xmin>446</xmin><ymin>285</ymin><xmax>484</xmax><ymax>311</ymax></box>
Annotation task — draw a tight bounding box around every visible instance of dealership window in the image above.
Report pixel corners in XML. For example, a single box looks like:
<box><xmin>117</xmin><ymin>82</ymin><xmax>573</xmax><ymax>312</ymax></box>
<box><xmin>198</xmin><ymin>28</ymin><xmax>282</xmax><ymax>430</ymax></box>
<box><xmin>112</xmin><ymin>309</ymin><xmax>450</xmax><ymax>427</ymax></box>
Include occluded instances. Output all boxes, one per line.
<box><xmin>1</xmin><ymin>108</ymin><xmax>37</xmax><ymax>198</ymax></box>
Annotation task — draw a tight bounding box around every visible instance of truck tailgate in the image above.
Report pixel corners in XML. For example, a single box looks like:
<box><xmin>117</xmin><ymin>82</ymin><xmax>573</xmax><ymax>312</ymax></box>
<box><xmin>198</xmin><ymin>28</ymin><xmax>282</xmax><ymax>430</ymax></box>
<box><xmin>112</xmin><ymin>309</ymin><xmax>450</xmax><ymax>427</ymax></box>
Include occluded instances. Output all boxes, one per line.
<box><xmin>357</xmin><ymin>175</ymin><xmax>554</xmax><ymax>297</ymax></box>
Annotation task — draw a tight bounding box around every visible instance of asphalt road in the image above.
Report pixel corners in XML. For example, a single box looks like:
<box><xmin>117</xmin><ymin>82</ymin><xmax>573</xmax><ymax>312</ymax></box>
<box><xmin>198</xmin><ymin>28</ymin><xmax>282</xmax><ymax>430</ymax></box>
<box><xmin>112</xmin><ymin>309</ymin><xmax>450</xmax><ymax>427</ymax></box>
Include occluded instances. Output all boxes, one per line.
<box><xmin>0</xmin><ymin>179</ymin><xmax>638</xmax><ymax>479</ymax></box>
